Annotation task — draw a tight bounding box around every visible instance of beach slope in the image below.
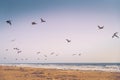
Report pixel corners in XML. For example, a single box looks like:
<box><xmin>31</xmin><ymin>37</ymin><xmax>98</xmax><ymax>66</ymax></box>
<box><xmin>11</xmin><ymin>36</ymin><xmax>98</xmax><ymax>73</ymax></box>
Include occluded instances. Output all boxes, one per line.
<box><xmin>0</xmin><ymin>66</ymin><xmax>120</xmax><ymax>80</ymax></box>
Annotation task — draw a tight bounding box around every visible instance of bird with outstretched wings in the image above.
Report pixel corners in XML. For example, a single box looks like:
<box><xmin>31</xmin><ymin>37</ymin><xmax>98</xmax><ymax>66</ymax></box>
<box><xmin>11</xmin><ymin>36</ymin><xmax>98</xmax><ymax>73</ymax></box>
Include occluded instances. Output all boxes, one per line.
<box><xmin>6</xmin><ymin>20</ymin><xmax>12</xmax><ymax>25</ymax></box>
<box><xmin>112</xmin><ymin>32</ymin><xmax>119</xmax><ymax>38</ymax></box>
<box><xmin>98</xmin><ymin>25</ymin><xmax>104</xmax><ymax>29</ymax></box>
<box><xmin>40</xmin><ymin>18</ymin><xmax>46</xmax><ymax>22</ymax></box>
<box><xmin>66</xmin><ymin>39</ymin><xmax>71</xmax><ymax>43</ymax></box>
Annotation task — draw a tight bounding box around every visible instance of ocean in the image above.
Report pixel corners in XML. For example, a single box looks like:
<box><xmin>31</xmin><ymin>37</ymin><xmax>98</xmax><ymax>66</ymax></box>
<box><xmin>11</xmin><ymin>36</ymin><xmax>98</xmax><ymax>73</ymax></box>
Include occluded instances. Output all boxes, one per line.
<box><xmin>0</xmin><ymin>63</ymin><xmax>120</xmax><ymax>72</ymax></box>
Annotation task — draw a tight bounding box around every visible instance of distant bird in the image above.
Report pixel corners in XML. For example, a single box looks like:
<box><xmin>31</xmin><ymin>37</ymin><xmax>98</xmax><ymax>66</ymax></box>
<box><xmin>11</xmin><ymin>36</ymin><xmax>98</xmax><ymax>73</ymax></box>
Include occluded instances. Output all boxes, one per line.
<box><xmin>6</xmin><ymin>20</ymin><xmax>12</xmax><ymax>25</ymax></box>
<box><xmin>25</xmin><ymin>58</ymin><xmax>28</xmax><ymax>60</ymax></box>
<box><xmin>44</xmin><ymin>55</ymin><xmax>47</xmax><ymax>57</ymax></box>
<box><xmin>4</xmin><ymin>57</ymin><xmax>6</xmax><ymax>59</ymax></box>
<box><xmin>72</xmin><ymin>54</ymin><xmax>76</xmax><ymax>56</ymax></box>
<box><xmin>37</xmin><ymin>52</ymin><xmax>40</xmax><ymax>54</ymax></box>
<box><xmin>112</xmin><ymin>32</ymin><xmax>119</xmax><ymax>38</ymax></box>
<box><xmin>40</xmin><ymin>18</ymin><xmax>46</xmax><ymax>22</ymax></box>
<box><xmin>32</xmin><ymin>22</ymin><xmax>37</xmax><ymax>25</ymax></box>
<box><xmin>11</xmin><ymin>39</ymin><xmax>15</xmax><ymax>42</ymax></box>
<box><xmin>50</xmin><ymin>52</ymin><xmax>54</xmax><ymax>55</ymax></box>
<box><xmin>21</xmin><ymin>58</ymin><xmax>24</xmax><ymax>60</ymax></box>
<box><xmin>98</xmin><ymin>25</ymin><xmax>104</xmax><ymax>29</ymax></box>
<box><xmin>13</xmin><ymin>48</ymin><xmax>19</xmax><ymax>50</ymax></box>
<box><xmin>45</xmin><ymin>58</ymin><xmax>47</xmax><ymax>60</ymax></box>
<box><xmin>78</xmin><ymin>53</ymin><xmax>81</xmax><ymax>56</ymax></box>
<box><xmin>5</xmin><ymin>49</ymin><xmax>8</xmax><ymax>51</ymax></box>
<box><xmin>17</xmin><ymin>51</ymin><xmax>22</xmax><ymax>54</ymax></box>
<box><xmin>13</xmin><ymin>48</ymin><xmax>17</xmax><ymax>50</ymax></box>
<box><xmin>66</xmin><ymin>39</ymin><xmax>71</xmax><ymax>43</ymax></box>
<box><xmin>56</xmin><ymin>54</ymin><xmax>59</xmax><ymax>56</ymax></box>
<box><xmin>37</xmin><ymin>58</ymin><xmax>40</xmax><ymax>60</ymax></box>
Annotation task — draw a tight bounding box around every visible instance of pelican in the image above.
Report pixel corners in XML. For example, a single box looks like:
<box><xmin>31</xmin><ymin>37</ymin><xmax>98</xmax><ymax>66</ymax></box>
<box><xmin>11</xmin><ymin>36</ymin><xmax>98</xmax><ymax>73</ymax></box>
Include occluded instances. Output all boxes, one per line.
<box><xmin>6</xmin><ymin>20</ymin><xmax>12</xmax><ymax>25</ymax></box>
<box><xmin>98</xmin><ymin>25</ymin><xmax>104</xmax><ymax>29</ymax></box>
<box><xmin>66</xmin><ymin>39</ymin><xmax>71</xmax><ymax>43</ymax></box>
<box><xmin>112</xmin><ymin>32</ymin><xmax>119</xmax><ymax>38</ymax></box>
<box><xmin>40</xmin><ymin>18</ymin><xmax>46</xmax><ymax>22</ymax></box>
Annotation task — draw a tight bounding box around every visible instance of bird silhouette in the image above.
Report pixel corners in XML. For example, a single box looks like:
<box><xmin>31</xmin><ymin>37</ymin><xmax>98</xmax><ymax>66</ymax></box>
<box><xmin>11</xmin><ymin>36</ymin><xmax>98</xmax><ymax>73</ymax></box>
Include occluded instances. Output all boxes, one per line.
<box><xmin>66</xmin><ymin>39</ymin><xmax>71</xmax><ymax>43</ymax></box>
<box><xmin>13</xmin><ymin>48</ymin><xmax>19</xmax><ymax>50</ymax></box>
<box><xmin>37</xmin><ymin>58</ymin><xmax>40</xmax><ymax>60</ymax></box>
<box><xmin>40</xmin><ymin>18</ymin><xmax>46</xmax><ymax>22</ymax></box>
<box><xmin>11</xmin><ymin>39</ymin><xmax>15</xmax><ymax>42</ymax></box>
<box><xmin>50</xmin><ymin>52</ymin><xmax>54</xmax><ymax>55</ymax></box>
<box><xmin>32</xmin><ymin>22</ymin><xmax>37</xmax><ymax>25</ymax></box>
<box><xmin>6</xmin><ymin>20</ymin><xmax>12</xmax><ymax>25</ymax></box>
<box><xmin>44</xmin><ymin>58</ymin><xmax>47</xmax><ymax>60</ymax></box>
<box><xmin>17</xmin><ymin>51</ymin><xmax>22</xmax><ymax>54</ymax></box>
<box><xmin>112</xmin><ymin>32</ymin><xmax>119</xmax><ymax>38</ymax></box>
<box><xmin>72</xmin><ymin>54</ymin><xmax>76</xmax><ymax>56</ymax></box>
<box><xmin>78</xmin><ymin>53</ymin><xmax>81</xmax><ymax>56</ymax></box>
<box><xmin>5</xmin><ymin>49</ymin><xmax>8</xmax><ymax>51</ymax></box>
<box><xmin>4</xmin><ymin>57</ymin><xmax>6</xmax><ymax>59</ymax></box>
<box><xmin>98</xmin><ymin>25</ymin><xmax>104</xmax><ymax>29</ymax></box>
<box><xmin>37</xmin><ymin>52</ymin><xmax>40</xmax><ymax>54</ymax></box>
<box><xmin>25</xmin><ymin>58</ymin><xmax>28</xmax><ymax>60</ymax></box>
<box><xmin>44</xmin><ymin>55</ymin><xmax>47</xmax><ymax>57</ymax></box>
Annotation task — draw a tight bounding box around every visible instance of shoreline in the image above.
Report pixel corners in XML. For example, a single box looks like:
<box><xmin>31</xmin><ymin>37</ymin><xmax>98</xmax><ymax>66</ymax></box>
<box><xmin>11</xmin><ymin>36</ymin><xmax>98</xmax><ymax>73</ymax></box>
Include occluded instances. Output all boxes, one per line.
<box><xmin>0</xmin><ymin>65</ymin><xmax>120</xmax><ymax>80</ymax></box>
<box><xmin>0</xmin><ymin>63</ymin><xmax>120</xmax><ymax>72</ymax></box>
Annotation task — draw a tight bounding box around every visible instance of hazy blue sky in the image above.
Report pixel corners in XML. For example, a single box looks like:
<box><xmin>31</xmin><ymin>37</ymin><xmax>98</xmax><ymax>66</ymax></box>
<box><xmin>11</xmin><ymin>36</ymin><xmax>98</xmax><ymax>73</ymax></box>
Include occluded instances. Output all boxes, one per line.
<box><xmin>0</xmin><ymin>0</ymin><xmax>120</xmax><ymax>63</ymax></box>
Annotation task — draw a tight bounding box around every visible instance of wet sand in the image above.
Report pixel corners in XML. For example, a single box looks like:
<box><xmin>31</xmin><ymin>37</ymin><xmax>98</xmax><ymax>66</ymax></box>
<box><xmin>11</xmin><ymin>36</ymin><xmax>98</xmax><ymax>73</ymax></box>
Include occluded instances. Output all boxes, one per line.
<box><xmin>0</xmin><ymin>65</ymin><xmax>120</xmax><ymax>80</ymax></box>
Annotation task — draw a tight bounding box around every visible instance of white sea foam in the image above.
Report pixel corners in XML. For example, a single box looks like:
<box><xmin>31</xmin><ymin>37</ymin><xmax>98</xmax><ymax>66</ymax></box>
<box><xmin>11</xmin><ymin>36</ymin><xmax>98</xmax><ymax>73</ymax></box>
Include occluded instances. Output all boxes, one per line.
<box><xmin>0</xmin><ymin>63</ymin><xmax>120</xmax><ymax>72</ymax></box>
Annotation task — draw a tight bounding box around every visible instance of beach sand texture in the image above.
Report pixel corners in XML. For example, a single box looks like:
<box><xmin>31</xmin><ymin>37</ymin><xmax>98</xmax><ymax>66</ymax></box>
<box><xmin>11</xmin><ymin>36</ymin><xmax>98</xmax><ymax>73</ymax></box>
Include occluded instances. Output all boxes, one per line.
<box><xmin>0</xmin><ymin>66</ymin><xmax>120</xmax><ymax>80</ymax></box>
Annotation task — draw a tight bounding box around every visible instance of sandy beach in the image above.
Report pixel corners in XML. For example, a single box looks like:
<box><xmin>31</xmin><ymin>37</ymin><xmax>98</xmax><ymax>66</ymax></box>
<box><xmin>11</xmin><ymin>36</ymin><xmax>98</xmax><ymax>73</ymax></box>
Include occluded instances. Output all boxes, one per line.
<box><xmin>0</xmin><ymin>66</ymin><xmax>120</xmax><ymax>80</ymax></box>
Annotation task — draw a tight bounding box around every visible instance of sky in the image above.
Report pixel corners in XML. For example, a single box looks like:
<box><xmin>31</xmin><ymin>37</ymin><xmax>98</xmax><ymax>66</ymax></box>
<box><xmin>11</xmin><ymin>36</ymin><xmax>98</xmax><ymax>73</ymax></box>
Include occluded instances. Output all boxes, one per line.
<box><xmin>0</xmin><ymin>0</ymin><xmax>120</xmax><ymax>63</ymax></box>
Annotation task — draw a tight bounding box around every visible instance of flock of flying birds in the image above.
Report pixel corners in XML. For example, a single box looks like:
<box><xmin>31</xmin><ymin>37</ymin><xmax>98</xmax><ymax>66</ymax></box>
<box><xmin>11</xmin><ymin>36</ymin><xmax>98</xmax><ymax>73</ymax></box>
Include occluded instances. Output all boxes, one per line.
<box><xmin>2</xmin><ymin>18</ymin><xmax>119</xmax><ymax>62</ymax></box>
<box><xmin>97</xmin><ymin>25</ymin><xmax>119</xmax><ymax>38</ymax></box>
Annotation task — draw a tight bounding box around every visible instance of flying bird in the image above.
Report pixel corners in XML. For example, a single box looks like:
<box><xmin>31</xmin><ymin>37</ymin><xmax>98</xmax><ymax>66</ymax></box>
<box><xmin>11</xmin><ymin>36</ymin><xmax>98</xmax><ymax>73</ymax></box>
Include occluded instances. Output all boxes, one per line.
<box><xmin>44</xmin><ymin>55</ymin><xmax>47</xmax><ymax>57</ymax></box>
<box><xmin>5</xmin><ymin>49</ymin><xmax>8</xmax><ymax>51</ymax></box>
<box><xmin>6</xmin><ymin>20</ymin><xmax>12</xmax><ymax>25</ymax></box>
<box><xmin>13</xmin><ymin>48</ymin><xmax>19</xmax><ymax>50</ymax></box>
<box><xmin>25</xmin><ymin>58</ymin><xmax>28</xmax><ymax>60</ymax></box>
<box><xmin>112</xmin><ymin>32</ymin><xmax>119</xmax><ymax>38</ymax></box>
<box><xmin>78</xmin><ymin>53</ymin><xmax>81</xmax><ymax>56</ymax></box>
<box><xmin>98</xmin><ymin>25</ymin><xmax>104</xmax><ymax>29</ymax></box>
<box><xmin>37</xmin><ymin>58</ymin><xmax>40</xmax><ymax>60</ymax></box>
<box><xmin>4</xmin><ymin>57</ymin><xmax>6</xmax><ymax>59</ymax></box>
<box><xmin>40</xmin><ymin>18</ymin><xmax>46</xmax><ymax>22</ymax></box>
<box><xmin>72</xmin><ymin>54</ymin><xmax>76</xmax><ymax>56</ymax></box>
<box><xmin>11</xmin><ymin>39</ymin><xmax>16</xmax><ymax>42</ymax></box>
<box><xmin>37</xmin><ymin>52</ymin><xmax>40</xmax><ymax>54</ymax></box>
<box><xmin>17</xmin><ymin>51</ymin><xmax>22</xmax><ymax>54</ymax></box>
<box><xmin>50</xmin><ymin>52</ymin><xmax>54</xmax><ymax>55</ymax></box>
<box><xmin>66</xmin><ymin>39</ymin><xmax>71</xmax><ymax>43</ymax></box>
<box><xmin>32</xmin><ymin>22</ymin><xmax>37</xmax><ymax>25</ymax></box>
<box><xmin>56</xmin><ymin>54</ymin><xmax>59</xmax><ymax>56</ymax></box>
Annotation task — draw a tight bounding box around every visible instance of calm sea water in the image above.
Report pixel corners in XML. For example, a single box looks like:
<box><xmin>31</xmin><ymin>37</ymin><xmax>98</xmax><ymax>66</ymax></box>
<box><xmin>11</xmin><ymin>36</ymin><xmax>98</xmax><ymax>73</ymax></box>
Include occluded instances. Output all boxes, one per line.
<box><xmin>0</xmin><ymin>63</ymin><xmax>120</xmax><ymax>72</ymax></box>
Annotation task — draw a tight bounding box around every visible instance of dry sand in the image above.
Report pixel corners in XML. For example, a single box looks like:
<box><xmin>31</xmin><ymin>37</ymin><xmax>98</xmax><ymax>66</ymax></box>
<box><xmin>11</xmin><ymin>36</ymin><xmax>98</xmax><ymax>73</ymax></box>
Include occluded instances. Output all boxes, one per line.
<box><xmin>0</xmin><ymin>66</ymin><xmax>120</xmax><ymax>80</ymax></box>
